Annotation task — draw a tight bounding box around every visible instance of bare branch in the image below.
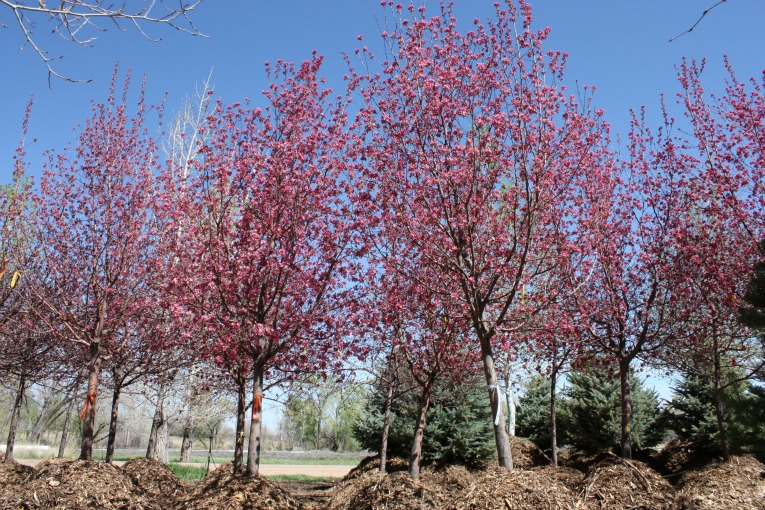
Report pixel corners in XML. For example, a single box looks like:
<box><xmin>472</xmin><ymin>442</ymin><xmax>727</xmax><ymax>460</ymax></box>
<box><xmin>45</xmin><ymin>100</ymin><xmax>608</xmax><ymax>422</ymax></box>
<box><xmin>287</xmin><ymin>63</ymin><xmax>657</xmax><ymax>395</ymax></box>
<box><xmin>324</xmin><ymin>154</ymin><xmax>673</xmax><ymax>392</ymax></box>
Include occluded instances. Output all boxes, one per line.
<box><xmin>1</xmin><ymin>0</ymin><xmax>207</xmax><ymax>83</ymax></box>
<box><xmin>669</xmin><ymin>0</ymin><xmax>728</xmax><ymax>43</ymax></box>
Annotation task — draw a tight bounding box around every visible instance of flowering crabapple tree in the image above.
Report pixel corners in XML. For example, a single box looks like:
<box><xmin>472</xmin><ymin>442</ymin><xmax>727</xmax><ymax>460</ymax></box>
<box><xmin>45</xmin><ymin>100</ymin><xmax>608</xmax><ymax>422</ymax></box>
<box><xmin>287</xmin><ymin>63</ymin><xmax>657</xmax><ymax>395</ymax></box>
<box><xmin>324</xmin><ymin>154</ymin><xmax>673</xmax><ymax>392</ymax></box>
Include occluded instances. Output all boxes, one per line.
<box><xmin>350</xmin><ymin>0</ymin><xmax>612</xmax><ymax>468</ymax></box>
<box><xmin>162</xmin><ymin>54</ymin><xmax>363</xmax><ymax>477</ymax></box>
<box><xmin>30</xmin><ymin>69</ymin><xmax>162</xmax><ymax>460</ymax></box>
<box><xmin>660</xmin><ymin>59</ymin><xmax>765</xmax><ymax>459</ymax></box>
<box><xmin>576</xmin><ymin>106</ymin><xmax>697</xmax><ymax>460</ymax></box>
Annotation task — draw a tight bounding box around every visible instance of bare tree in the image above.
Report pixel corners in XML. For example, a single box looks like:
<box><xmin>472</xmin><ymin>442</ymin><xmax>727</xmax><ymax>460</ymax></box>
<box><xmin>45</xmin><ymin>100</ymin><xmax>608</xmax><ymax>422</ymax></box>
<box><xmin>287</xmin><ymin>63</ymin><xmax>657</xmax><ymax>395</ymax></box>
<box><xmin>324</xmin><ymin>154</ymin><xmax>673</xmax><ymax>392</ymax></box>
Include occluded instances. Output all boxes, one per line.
<box><xmin>1</xmin><ymin>0</ymin><xmax>206</xmax><ymax>83</ymax></box>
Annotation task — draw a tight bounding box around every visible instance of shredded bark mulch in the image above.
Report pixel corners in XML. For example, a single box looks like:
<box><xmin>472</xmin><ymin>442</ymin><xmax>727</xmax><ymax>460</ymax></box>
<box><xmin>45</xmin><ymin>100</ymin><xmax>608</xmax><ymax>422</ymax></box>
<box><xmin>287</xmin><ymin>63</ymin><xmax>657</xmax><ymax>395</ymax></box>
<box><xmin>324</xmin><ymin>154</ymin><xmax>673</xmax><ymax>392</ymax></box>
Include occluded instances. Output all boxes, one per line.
<box><xmin>122</xmin><ymin>457</ymin><xmax>187</xmax><ymax>505</ymax></box>
<box><xmin>0</xmin><ymin>458</ymin><xmax>160</xmax><ymax>510</ymax></box>
<box><xmin>578</xmin><ymin>454</ymin><xmax>676</xmax><ymax>510</ymax></box>
<box><xmin>675</xmin><ymin>455</ymin><xmax>765</xmax><ymax>510</ymax></box>
<box><xmin>175</xmin><ymin>462</ymin><xmax>304</xmax><ymax>510</ymax></box>
<box><xmin>509</xmin><ymin>436</ymin><xmax>551</xmax><ymax>469</ymax></box>
<box><xmin>654</xmin><ymin>438</ymin><xmax>720</xmax><ymax>477</ymax></box>
<box><xmin>0</xmin><ymin>460</ymin><xmax>35</xmax><ymax>500</ymax></box>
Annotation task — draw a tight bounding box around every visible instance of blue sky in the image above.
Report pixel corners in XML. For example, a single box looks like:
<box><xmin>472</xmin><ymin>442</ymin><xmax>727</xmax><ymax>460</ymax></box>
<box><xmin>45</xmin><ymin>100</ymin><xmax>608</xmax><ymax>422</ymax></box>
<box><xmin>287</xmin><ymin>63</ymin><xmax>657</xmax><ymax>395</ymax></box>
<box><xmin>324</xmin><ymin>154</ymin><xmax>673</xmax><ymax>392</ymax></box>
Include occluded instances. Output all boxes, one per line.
<box><xmin>2</xmin><ymin>0</ymin><xmax>764</xmax><ymax>186</ymax></box>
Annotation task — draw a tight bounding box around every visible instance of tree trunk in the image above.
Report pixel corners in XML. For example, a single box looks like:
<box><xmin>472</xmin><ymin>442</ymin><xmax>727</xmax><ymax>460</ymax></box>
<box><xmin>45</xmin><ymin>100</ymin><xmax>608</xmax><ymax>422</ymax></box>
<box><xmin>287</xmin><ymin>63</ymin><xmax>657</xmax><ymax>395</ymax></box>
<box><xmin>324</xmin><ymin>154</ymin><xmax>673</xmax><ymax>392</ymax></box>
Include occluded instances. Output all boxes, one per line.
<box><xmin>59</xmin><ymin>375</ymin><xmax>81</xmax><ymax>458</ymax></box>
<box><xmin>180</xmin><ymin>415</ymin><xmax>194</xmax><ymax>462</ymax></box>
<box><xmin>712</xmin><ymin>346</ymin><xmax>731</xmax><ymax>460</ymax></box>
<box><xmin>80</xmin><ymin>341</ymin><xmax>102</xmax><ymax>461</ymax></box>
<box><xmin>479</xmin><ymin>334</ymin><xmax>513</xmax><ymax>469</ymax></box>
<box><xmin>379</xmin><ymin>382</ymin><xmax>394</xmax><ymax>473</ymax></box>
<box><xmin>105</xmin><ymin>370</ymin><xmax>123</xmax><ymax>464</ymax></box>
<box><xmin>408</xmin><ymin>382</ymin><xmax>433</xmax><ymax>479</ymax></box>
<box><xmin>506</xmin><ymin>379</ymin><xmax>516</xmax><ymax>436</ymax></box>
<box><xmin>146</xmin><ymin>380</ymin><xmax>167</xmax><ymax>460</ymax></box>
<box><xmin>619</xmin><ymin>359</ymin><xmax>633</xmax><ymax>459</ymax></box>
<box><xmin>233</xmin><ymin>368</ymin><xmax>246</xmax><ymax>474</ymax></box>
<box><xmin>550</xmin><ymin>370</ymin><xmax>558</xmax><ymax>466</ymax></box>
<box><xmin>246</xmin><ymin>365</ymin><xmax>264</xmax><ymax>478</ymax></box>
<box><xmin>4</xmin><ymin>375</ymin><xmax>26</xmax><ymax>463</ymax></box>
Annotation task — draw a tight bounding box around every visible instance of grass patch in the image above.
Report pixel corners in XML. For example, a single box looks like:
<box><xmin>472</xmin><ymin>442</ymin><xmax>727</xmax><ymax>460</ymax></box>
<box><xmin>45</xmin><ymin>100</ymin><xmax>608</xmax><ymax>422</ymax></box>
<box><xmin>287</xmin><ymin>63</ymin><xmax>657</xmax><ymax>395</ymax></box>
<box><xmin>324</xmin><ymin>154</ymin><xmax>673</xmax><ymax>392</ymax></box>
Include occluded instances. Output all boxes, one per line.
<box><xmin>172</xmin><ymin>455</ymin><xmax>361</xmax><ymax>466</ymax></box>
<box><xmin>168</xmin><ymin>463</ymin><xmax>208</xmax><ymax>481</ymax></box>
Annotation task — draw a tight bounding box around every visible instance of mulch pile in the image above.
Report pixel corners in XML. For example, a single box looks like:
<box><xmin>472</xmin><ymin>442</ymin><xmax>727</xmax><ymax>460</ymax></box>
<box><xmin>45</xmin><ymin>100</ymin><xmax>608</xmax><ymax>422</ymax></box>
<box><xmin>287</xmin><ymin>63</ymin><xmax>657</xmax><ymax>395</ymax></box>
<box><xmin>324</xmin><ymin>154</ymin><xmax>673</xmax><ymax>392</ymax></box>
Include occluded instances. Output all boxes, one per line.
<box><xmin>175</xmin><ymin>462</ymin><xmax>303</xmax><ymax>510</ymax></box>
<box><xmin>654</xmin><ymin>438</ymin><xmax>719</xmax><ymax>476</ymax></box>
<box><xmin>578</xmin><ymin>454</ymin><xmax>676</xmax><ymax>510</ymax></box>
<box><xmin>0</xmin><ymin>460</ymin><xmax>35</xmax><ymax>500</ymax></box>
<box><xmin>122</xmin><ymin>457</ymin><xmax>187</xmax><ymax>505</ymax></box>
<box><xmin>0</xmin><ymin>458</ymin><xmax>161</xmax><ymax>509</ymax></box>
<box><xmin>675</xmin><ymin>455</ymin><xmax>765</xmax><ymax>510</ymax></box>
<box><xmin>509</xmin><ymin>436</ymin><xmax>551</xmax><ymax>468</ymax></box>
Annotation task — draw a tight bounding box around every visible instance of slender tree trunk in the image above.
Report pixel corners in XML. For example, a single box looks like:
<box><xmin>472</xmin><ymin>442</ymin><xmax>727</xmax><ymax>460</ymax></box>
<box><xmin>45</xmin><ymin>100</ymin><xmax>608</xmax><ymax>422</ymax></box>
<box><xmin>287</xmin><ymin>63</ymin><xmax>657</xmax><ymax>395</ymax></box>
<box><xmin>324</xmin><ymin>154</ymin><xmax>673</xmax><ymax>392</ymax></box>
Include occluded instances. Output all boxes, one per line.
<box><xmin>233</xmin><ymin>368</ymin><xmax>246</xmax><ymax>474</ymax></box>
<box><xmin>712</xmin><ymin>345</ymin><xmax>731</xmax><ymax>460</ymax></box>
<box><xmin>146</xmin><ymin>380</ymin><xmax>167</xmax><ymax>460</ymax></box>
<box><xmin>506</xmin><ymin>379</ymin><xmax>516</xmax><ymax>436</ymax></box>
<box><xmin>59</xmin><ymin>375</ymin><xmax>81</xmax><ymax>458</ymax></box>
<box><xmin>479</xmin><ymin>333</ymin><xmax>513</xmax><ymax>469</ymax></box>
<box><xmin>4</xmin><ymin>375</ymin><xmax>26</xmax><ymax>463</ymax></box>
<box><xmin>379</xmin><ymin>382</ymin><xmax>394</xmax><ymax>473</ymax></box>
<box><xmin>180</xmin><ymin>415</ymin><xmax>194</xmax><ymax>462</ymax></box>
<box><xmin>105</xmin><ymin>370</ymin><xmax>123</xmax><ymax>464</ymax></box>
<box><xmin>550</xmin><ymin>370</ymin><xmax>558</xmax><ymax>466</ymax></box>
<box><xmin>80</xmin><ymin>341</ymin><xmax>102</xmax><ymax>461</ymax></box>
<box><xmin>30</xmin><ymin>392</ymin><xmax>51</xmax><ymax>444</ymax></box>
<box><xmin>246</xmin><ymin>365</ymin><xmax>264</xmax><ymax>478</ymax></box>
<box><xmin>408</xmin><ymin>381</ymin><xmax>433</xmax><ymax>479</ymax></box>
<box><xmin>619</xmin><ymin>359</ymin><xmax>633</xmax><ymax>459</ymax></box>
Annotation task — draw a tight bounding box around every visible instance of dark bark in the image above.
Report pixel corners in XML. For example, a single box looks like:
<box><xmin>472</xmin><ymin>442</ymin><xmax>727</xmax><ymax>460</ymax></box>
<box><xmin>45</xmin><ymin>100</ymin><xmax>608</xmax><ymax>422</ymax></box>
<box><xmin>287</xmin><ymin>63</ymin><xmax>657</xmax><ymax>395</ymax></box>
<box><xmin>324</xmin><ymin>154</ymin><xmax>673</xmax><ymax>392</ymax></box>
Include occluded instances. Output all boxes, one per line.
<box><xmin>105</xmin><ymin>371</ymin><xmax>123</xmax><ymax>464</ymax></box>
<box><xmin>4</xmin><ymin>375</ymin><xmax>26</xmax><ymax>463</ymax></box>
<box><xmin>379</xmin><ymin>382</ymin><xmax>394</xmax><ymax>473</ymax></box>
<box><xmin>408</xmin><ymin>380</ymin><xmax>434</xmax><ymax>479</ymax></box>
<box><xmin>619</xmin><ymin>359</ymin><xmax>633</xmax><ymax>459</ymax></box>
<box><xmin>712</xmin><ymin>345</ymin><xmax>731</xmax><ymax>460</ymax></box>
<box><xmin>180</xmin><ymin>416</ymin><xmax>194</xmax><ymax>462</ymax></box>
<box><xmin>246</xmin><ymin>365</ymin><xmax>264</xmax><ymax>478</ymax></box>
<box><xmin>233</xmin><ymin>368</ymin><xmax>246</xmax><ymax>474</ymax></box>
<box><xmin>479</xmin><ymin>333</ymin><xmax>513</xmax><ymax>469</ymax></box>
<box><xmin>550</xmin><ymin>369</ymin><xmax>558</xmax><ymax>466</ymax></box>
<box><xmin>80</xmin><ymin>340</ymin><xmax>102</xmax><ymax>461</ymax></box>
<box><xmin>146</xmin><ymin>380</ymin><xmax>167</xmax><ymax>460</ymax></box>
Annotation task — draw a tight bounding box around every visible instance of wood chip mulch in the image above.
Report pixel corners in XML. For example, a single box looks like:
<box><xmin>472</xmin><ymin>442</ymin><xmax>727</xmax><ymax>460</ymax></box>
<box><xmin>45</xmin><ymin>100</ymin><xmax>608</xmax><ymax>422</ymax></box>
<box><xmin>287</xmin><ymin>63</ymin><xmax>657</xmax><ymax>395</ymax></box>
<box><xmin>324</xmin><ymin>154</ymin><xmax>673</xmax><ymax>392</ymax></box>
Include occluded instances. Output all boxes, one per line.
<box><xmin>675</xmin><ymin>455</ymin><xmax>765</xmax><ymax>510</ymax></box>
<box><xmin>0</xmin><ymin>460</ymin><xmax>35</xmax><ymax>500</ymax></box>
<box><xmin>578</xmin><ymin>454</ymin><xmax>676</xmax><ymax>510</ymax></box>
<box><xmin>122</xmin><ymin>457</ymin><xmax>188</xmax><ymax>506</ymax></box>
<box><xmin>0</xmin><ymin>458</ymin><xmax>161</xmax><ymax>510</ymax></box>
<box><xmin>175</xmin><ymin>462</ymin><xmax>304</xmax><ymax>510</ymax></box>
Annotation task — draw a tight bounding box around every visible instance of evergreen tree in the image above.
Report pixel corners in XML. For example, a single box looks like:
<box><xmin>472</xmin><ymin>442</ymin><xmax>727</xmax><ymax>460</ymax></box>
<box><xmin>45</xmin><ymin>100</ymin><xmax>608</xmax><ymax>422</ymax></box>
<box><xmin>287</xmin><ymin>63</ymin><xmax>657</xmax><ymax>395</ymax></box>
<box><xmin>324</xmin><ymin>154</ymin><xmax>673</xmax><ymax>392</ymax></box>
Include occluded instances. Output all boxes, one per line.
<box><xmin>560</xmin><ymin>371</ymin><xmax>666</xmax><ymax>453</ymax></box>
<box><xmin>516</xmin><ymin>375</ymin><xmax>567</xmax><ymax>454</ymax></box>
<box><xmin>666</xmin><ymin>370</ymin><xmax>765</xmax><ymax>460</ymax></box>
<box><xmin>354</xmin><ymin>377</ymin><xmax>495</xmax><ymax>467</ymax></box>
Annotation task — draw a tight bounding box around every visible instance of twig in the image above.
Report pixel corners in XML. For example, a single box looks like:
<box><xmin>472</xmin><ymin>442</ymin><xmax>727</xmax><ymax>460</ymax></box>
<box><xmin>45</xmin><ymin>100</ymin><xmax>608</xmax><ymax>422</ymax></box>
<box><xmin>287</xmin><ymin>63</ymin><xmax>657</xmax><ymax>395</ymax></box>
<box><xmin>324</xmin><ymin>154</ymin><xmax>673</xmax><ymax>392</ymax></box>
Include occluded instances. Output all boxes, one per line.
<box><xmin>669</xmin><ymin>0</ymin><xmax>728</xmax><ymax>42</ymax></box>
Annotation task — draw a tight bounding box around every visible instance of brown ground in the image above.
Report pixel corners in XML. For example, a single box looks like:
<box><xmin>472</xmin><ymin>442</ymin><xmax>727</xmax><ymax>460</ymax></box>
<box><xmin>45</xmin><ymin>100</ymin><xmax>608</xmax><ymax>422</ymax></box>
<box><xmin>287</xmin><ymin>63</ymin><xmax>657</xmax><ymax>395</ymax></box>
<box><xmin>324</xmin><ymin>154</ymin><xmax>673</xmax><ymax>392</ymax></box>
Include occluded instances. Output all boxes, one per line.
<box><xmin>2</xmin><ymin>440</ymin><xmax>764</xmax><ymax>509</ymax></box>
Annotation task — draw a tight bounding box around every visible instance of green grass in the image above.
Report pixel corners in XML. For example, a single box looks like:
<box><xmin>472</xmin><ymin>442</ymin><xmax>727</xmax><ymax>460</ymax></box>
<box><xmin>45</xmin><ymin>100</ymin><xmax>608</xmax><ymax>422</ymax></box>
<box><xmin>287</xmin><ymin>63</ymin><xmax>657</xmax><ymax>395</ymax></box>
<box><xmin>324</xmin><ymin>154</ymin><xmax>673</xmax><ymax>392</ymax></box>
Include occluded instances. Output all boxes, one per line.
<box><xmin>168</xmin><ymin>463</ymin><xmax>208</xmax><ymax>481</ymax></box>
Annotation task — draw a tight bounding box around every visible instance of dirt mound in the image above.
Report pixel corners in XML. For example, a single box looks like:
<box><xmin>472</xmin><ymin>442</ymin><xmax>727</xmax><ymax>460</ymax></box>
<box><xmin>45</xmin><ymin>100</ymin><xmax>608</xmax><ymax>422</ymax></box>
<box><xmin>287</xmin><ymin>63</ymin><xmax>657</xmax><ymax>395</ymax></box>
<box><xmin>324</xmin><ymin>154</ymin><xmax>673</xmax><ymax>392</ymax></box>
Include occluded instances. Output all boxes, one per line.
<box><xmin>675</xmin><ymin>455</ymin><xmax>765</xmax><ymax>509</ymax></box>
<box><xmin>176</xmin><ymin>462</ymin><xmax>303</xmax><ymax>510</ymax></box>
<box><xmin>0</xmin><ymin>461</ymin><xmax>35</xmax><ymax>499</ymax></box>
<box><xmin>122</xmin><ymin>458</ymin><xmax>186</xmax><ymax>504</ymax></box>
<box><xmin>654</xmin><ymin>438</ymin><xmax>719</xmax><ymax>476</ymax></box>
<box><xmin>0</xmin><ymin>458</ymin><xmax>160</xmax><ymax>510</ymax></box>
<box><xmin>510</xmin><ymin>436</ymin><xmax>551</xmax><ymax>468</ymax></box>
<box><xmin>579</xmin><ymin>455</ymin><xmax>676</xmax><ymax>510</ymax></box>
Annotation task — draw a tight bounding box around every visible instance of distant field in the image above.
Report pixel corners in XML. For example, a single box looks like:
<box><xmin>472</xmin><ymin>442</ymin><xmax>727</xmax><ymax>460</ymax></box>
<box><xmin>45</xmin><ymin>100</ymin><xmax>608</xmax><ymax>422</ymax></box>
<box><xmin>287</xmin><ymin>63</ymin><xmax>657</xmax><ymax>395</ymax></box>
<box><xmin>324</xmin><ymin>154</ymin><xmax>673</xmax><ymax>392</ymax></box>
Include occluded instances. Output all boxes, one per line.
<box><xmin>87</xmin><ymin>449</ymin><xmax>367</xmax><ymax>465</ymax></box>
